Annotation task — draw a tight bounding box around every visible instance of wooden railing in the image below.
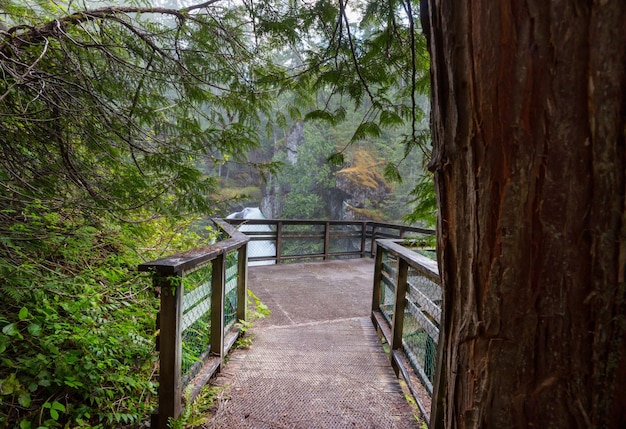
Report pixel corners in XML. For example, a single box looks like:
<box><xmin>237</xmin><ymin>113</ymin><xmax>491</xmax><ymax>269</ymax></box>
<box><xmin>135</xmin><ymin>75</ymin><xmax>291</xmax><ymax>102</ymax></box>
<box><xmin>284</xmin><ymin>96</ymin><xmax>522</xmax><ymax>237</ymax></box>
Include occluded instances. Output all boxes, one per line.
<box><xmin>138</xmin><ymin>220</ymin><xmax>248</xmax><ymax>429</ymax></box>
<box><xmin>139</xmin><ymin>218</ymin><xmax>436</xmax><ymax>428</ymax></box>
<box><xmin>371</xmin><ymin>239</ymin><xmax>441</xmax><ymax>424</ymax></box>
<box><xmin>223</xmin><ymin>218</ymin><xmax>434</xmax><ymax>264</ymax></box>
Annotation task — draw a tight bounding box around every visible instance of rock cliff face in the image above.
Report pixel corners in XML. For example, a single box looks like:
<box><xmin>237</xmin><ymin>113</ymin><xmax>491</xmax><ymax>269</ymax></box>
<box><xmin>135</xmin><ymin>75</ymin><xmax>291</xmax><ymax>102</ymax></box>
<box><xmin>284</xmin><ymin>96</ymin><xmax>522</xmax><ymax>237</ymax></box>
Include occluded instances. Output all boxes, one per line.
<box><xmin>335</xmin><ymin>150</ymin><xmax>391</xmax><ymax>220</ymax></box>
<box><xmin>260</xmin><ymin>121</ymin><xmax>304</xmax><ymax>218</ymax></box>
<box><xmin>261</xmin><ymin>177</ymin><xmax>282</xmax><ymax>219</ymax></box>
<box><xmin>284</xmin><ymin>121</ymin><xmax>304</xmax><ymax>165</ymax></box>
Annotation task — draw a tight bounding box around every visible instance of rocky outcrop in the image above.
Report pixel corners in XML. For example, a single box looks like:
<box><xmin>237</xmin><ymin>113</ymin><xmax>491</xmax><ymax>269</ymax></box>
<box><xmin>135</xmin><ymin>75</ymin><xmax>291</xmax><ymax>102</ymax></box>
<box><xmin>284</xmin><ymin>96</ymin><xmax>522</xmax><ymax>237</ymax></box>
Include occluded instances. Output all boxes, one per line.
<box><xmin>261</xmin><ymin>177</ymin><xmax>282</xmax><ymax>219</ymax></box>
<box><xmin>335</xmin><ymin>150</ymin><xmax>391</xmax><ymax>220</ymax></box>
<box><xmin>284</xmin><ymin>121</ymin><xmax>305</xmax><ymax>165</ymax></box>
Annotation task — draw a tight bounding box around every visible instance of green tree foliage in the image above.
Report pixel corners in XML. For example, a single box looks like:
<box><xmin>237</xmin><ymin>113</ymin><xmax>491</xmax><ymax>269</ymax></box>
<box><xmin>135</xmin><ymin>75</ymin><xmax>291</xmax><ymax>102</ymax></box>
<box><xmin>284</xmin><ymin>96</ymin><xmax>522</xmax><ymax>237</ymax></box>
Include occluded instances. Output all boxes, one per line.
<box><xmin>249</xmin><ymin>0</ymin><xmax>433</xmax><ymax>223</ymax></box>
<box><xmin>0</xmin><ymin>0</ymin><xmax>280</xmax><ymax>221</ymax></box>
<box><xmin>403</xmin><ymin>172</ymin><xmax>437</xmax><ymax>227</ymax></box>
<box><xmin>280</xmin><ymin>122</ymin><xmax>337</xmax><ymax>219</ymax></box>
<box><xmin>252</xmin><ymin>0</ymin><xmax>430</xmax><ymax>161</ymax></box>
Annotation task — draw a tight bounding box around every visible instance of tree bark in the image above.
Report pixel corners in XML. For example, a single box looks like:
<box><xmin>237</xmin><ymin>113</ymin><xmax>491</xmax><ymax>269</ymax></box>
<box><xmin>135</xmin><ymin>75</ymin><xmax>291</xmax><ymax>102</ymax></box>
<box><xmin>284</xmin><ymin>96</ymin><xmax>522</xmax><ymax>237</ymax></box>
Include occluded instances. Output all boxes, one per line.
<box><xmin>426</xmin><ymin>1</ymin><xmax>626</xmax><ymax>427</ymax></box>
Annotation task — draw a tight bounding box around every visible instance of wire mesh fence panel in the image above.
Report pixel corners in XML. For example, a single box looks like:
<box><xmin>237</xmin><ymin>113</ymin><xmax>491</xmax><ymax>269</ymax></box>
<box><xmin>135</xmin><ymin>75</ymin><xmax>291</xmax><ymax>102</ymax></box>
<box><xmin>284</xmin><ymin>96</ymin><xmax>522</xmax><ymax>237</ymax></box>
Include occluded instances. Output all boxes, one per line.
<box><xmin>238</xmin><ymin>224</ymin><xmax>276</xmax><ymax>265</ymax></box>
<box><xmin>248</xmin><ymin>238</ymin><xmax>277</xmax><ymax>265</ymax></box>
<box><xmin>224</xmin><ymin>251</ymin><xmax>239</xmax><ymax>332</ymax></box>
<box><xmin>180</xmin><ymin>263</ymin><xmax>213</xmax><ymax>386</ymax></box>
<box><xmin>140</xmin><ymin>219</ymin><xmax>251</xmax><ymax>428</ymax></box>
<box><xmin>281</xmin><ymin>224</ymin><xmax>325</xmax><ymax>258</ymax></box>
<box><xmin>328</xmin><ymin>224</ymin><xmax>363</xmax><ymax>256</ymax></box>
<box><xmin>401</xmin><ymin>267</ymin><xmax>442</xmax><ymax>392</ymax></box>
<box><xmin>407</xmin><ymin>269</ymin><xmax>442</xmax><ymax>321</ymax></box>
<box><xmin>380</xmin><ymin>251</ymin><xmax>398</xmax><ymax>326</ymax></box>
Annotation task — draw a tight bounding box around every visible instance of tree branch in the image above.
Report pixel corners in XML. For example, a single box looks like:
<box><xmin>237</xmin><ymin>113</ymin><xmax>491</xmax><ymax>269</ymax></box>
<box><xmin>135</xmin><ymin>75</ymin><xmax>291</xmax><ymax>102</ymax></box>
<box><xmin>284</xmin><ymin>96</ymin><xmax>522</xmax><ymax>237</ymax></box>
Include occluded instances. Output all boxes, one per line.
<box><xmin>402</xmin><ymin>0</ymin><xmax>418</xmax><ymax>146</ymax></box>
<box><xmin>182</xmin><ymin>0</ymin><xmax>223</xmax><ymax>14</ymax></box>
<box><xmin>339</xmin><ymin>0</ymin><xmax>376</xmax><ymax>105</ymax></box>
<box><xmin>0</xmin><ymin>3</ymin><xmax>221</xmax><ymax>55</ymax></box>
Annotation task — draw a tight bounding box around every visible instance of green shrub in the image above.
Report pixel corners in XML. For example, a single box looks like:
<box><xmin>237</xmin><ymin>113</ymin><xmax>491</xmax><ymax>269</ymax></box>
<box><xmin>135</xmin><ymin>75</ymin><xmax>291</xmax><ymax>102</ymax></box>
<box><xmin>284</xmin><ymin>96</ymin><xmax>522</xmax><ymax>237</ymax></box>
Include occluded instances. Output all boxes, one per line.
<box><xmin>0</xmin><ymin>207</ymin><xmax>209</xmax><ymax>428</ymax></box>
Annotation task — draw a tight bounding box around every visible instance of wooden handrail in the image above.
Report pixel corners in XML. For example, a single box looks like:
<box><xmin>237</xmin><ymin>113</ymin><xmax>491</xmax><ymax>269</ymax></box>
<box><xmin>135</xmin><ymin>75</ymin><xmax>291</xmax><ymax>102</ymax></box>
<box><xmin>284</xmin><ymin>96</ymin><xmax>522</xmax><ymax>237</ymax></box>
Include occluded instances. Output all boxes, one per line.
<box><xmin>139</xmin><ymin>219</ymin><xmax>434</xmax><ymax>428</ymax></box>
<box><xmin>138</xmin><ymin>219</ymin><xmax>249</xmax><ymax>429</ymax></box>
<box><xmin>371</xmin><ymin>238</ymin><xmax>441</xmax><ymax>424</ymax></box>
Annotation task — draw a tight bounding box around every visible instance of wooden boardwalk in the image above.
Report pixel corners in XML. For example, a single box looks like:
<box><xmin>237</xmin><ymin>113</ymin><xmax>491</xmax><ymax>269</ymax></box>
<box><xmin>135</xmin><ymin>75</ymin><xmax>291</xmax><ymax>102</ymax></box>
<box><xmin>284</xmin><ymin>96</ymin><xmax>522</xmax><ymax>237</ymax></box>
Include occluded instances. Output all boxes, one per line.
<box><xmin>206</xmin><ymin>259</ymin><xmax>419</xmax><ymax>428</ymax></box>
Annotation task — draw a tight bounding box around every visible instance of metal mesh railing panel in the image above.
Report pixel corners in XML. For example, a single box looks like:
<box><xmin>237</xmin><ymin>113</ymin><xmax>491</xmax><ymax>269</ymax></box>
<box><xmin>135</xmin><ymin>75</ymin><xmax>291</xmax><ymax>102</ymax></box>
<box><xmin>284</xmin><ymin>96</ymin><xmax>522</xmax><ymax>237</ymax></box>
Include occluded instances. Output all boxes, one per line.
<box><xmin>280</xmin><ymin>224</ymin><xmax>324</xmax><ymax>257</ymax></box>
<box><xmin>379</xmin><ymin>252</ymin><xmax>398</xmax><ymax>326</ymax></box>
<box><xmin>181</xmin><ymin>263</ymin><xmax>213</xmax><ymax>385</ymax></box>
<box><xmin>248</xmin><ymin>239</ymin><xmax>277</xmax><ymax>264</ymax></box>
<box><xmin>401</xmin><ymin>267</ymin><xmax>442</xmax><ymax>391</ymax></box>
<box><xmin>224</xmin><ymin>252</ymin><xmax>239</xmax><ymax>332</ymax></box>
<box><xmin>238</xmin><ymin>224</ymin><xmax>276</xmax><ymax>265</ymax></box>
<box><xmin>328</xmin><ymin>224</ymin><xmax>362</xmax><ymax>256</ymax></box>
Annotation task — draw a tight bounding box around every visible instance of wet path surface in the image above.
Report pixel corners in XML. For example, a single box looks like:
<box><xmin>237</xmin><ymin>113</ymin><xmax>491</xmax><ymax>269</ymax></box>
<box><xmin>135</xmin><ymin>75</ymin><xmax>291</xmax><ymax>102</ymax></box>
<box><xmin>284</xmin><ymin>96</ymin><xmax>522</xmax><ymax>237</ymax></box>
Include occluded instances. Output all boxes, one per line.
<box><xmin>207</xmin><ymin>259</ymin><xmax>417</xmax><ymax>429</ymax></box>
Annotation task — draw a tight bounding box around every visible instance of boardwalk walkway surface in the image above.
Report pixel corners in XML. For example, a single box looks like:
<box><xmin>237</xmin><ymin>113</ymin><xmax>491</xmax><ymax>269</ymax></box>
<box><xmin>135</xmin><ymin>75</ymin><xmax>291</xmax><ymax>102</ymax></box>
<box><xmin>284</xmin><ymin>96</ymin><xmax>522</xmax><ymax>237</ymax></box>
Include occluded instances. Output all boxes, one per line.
<box><xmin>207</xmin><ymin>259</ymin><xmax>418</xmax><ymax>428</ymax></box>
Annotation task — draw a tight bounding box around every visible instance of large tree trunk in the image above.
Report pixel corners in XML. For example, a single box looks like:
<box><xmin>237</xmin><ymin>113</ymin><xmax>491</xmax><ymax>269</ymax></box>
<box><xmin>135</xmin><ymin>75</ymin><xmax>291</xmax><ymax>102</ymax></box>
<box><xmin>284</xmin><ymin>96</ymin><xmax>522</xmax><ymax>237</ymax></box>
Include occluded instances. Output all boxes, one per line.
<box><xmin>426</xmin><ymin>1</ymin><xmax>626</xmax><ymax>427</ymax></box>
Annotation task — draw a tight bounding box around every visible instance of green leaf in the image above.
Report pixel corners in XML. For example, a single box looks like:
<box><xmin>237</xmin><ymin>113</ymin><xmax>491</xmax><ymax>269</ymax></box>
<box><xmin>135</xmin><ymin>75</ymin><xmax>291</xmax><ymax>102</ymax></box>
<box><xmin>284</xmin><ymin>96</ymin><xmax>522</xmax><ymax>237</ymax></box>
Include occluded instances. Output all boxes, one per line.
<box><xmin>327</xmin><ymin>152</ymin><xmax>345</xmax><ymax>167</ymax></box>
<box><xmin>18</xmin><ymin>307</ymin><xmax>29</xmax><ymax>320</ymax></box>
<box><xmin>2</xmin><ymin>323</ymin><xmax>18</xmax><ymax>336</ymax></box>
<box><xmin>0</xmin><ymin>335</ymin><xmax>7</xmax><ymax>354</ymax></box>
<box><xmin>317</xmin><ymin>69</ymin><xmax>341</xmax><ymax>85</ymax></box>
<box><xmin>18</xmin><ymin>391</ymin><xmax>31</xmax><ymax>408</ymax></box>
<box><xmin>52</xmin><ymin>401</ymin><xmax>66</xmax><ymax>412</ymax></box>
<box><xmin>0</xmin><ymin>373</ymin><xmax>18</xmax><ymax>395</ymax></box>
<box><xmin>379</xmin><ymin>110</ymin><xmax>405</xmax><ymax>127</ymax></box>
<box><xmin>384</xmin><ymin>162</ymin><xmax>403</xmax><ymax>183</ymax></box>
<box><xmin>351</xmin><ymin>121</ymin><xmax>382</xmax><ymax>143</ymax></box>
<box><xmin>287</xmin><ymin>105</ymin><xmax>302</xmax><ymax>120</ymax></box>
<box><xmin>304</xmin><ymin>109</ymin><xmax>334</xmax><ymax>123</ymax></box>
<box><xmin>64</xmin><ymin>376</ymin><xmax>83</xmax><ymax>388</ymax></box>
<box><xmin>43</xmin><ymin>401</ymin><xmax>64</xmax><ymax>420</ymax></box>
<box><xmin>332</xmin><ymin>106</ymin><xmax>347</xmax><ymax>123</ymax></box>
<box><xmin>27</xmin><ymin>324</ymin><xmax>41</xmax><ymax>336</ymax></box>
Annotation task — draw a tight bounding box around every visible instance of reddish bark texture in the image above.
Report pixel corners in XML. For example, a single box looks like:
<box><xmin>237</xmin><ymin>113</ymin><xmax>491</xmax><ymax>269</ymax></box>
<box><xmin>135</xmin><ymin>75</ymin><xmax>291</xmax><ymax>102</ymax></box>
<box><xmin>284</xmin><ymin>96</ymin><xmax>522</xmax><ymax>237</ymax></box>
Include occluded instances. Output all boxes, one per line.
<box><xmin>426</xmin><ymin>1</ymin><xmax>626</xmax><ymax>427</ymax></box>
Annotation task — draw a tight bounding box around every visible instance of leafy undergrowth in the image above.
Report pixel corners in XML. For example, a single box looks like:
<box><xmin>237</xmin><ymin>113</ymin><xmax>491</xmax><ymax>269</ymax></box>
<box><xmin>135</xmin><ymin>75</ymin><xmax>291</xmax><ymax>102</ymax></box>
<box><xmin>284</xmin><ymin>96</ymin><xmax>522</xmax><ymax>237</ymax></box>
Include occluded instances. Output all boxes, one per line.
<box><xmin>168</xmin><ymin>385</ymin><xmax>224</xmax><ymax>429</ymax></box>
<box><xmin>0</xmin><ymin>206</ymin><xmax>209</xmax><ymax>428</ymax></box>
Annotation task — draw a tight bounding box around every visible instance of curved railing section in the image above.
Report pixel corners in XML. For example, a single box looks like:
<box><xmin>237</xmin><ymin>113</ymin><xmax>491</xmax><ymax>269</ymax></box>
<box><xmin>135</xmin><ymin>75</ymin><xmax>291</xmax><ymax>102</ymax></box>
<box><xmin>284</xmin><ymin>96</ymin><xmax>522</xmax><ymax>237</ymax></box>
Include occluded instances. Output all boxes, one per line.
<box><xmin>138</xmin><ymin>219</ymin><xmax>249</xmax><ymax>429</ymax></box>
<box><xmin>371</xmin><ymin>239</ymin><xmax>441</xmax><ymax>424</ymax></box>
<box><xmin>223</xmin><ymin>218</ymin><xmax>434</xmax><ymax>264</ymax></box>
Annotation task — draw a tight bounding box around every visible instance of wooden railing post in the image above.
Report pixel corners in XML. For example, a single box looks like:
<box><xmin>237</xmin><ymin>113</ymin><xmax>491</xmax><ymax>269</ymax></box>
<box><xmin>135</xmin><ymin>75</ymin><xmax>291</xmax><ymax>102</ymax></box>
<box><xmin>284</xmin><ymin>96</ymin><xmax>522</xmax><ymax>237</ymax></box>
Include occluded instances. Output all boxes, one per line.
<box><xmin>390</xmin><ymin>258</ymin><xmax>409</xmax><ymax>376</ymax></box>
<box><xmin>276</xmin><ymin>221</ymin><xmax>283</xmax><ymax>264</ymax></box>
<box><xmin>371</xmin><ymin>243</ymin><xmax>384</xmax><ymax>324</ymax></box>
<box><xmin>236</xmin><ymin>244</ymin><xmax>248</xmax><ymax>322</ymax></box>
<box><xmin>210</xmin><ymin>253</ymin><xmax>226</xmax><ymax>365</ymax></box>
<box><xmin>360</xmin><ymin>222</ymin><xmax>367</xmax><ymax>258</ymax></box>
<box><xmin>323</xmin><ymin>221</ymin><xmax>330</xmax><ymax>260</ymax></box>
<box><xmin>370</xmin><ymin>225</ymin><xmax>378</xmax><ymax>257</ymax></box>
<box><xmin>155</xmin><ymin>274</ymin><xmax>183</xmax><ymax>429</ymax></box>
